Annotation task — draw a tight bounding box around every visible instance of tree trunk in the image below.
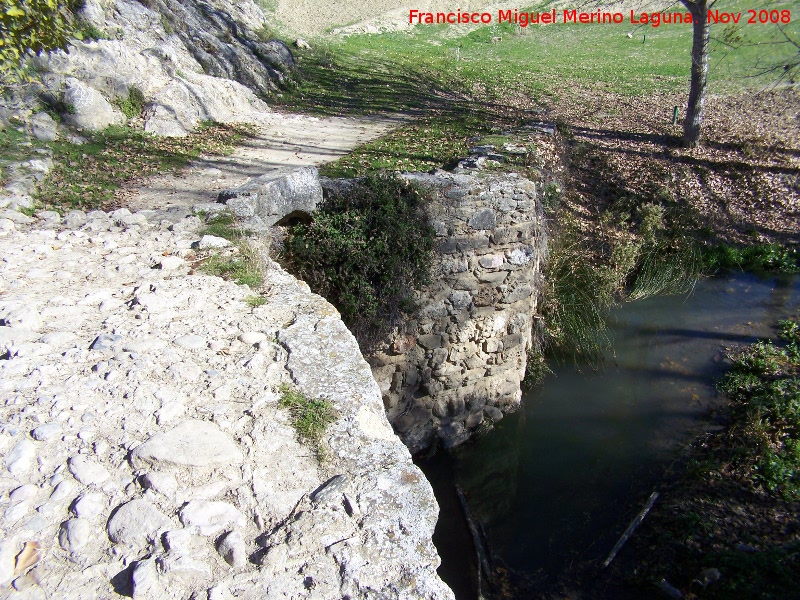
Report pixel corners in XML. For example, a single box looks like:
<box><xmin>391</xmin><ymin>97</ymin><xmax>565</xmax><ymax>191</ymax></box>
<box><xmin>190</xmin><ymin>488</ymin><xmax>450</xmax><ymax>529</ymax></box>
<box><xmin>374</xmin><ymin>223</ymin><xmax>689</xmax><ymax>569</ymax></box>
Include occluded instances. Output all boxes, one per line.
<box><xmin>683</xmin><ymin>1</ymin><xmax>710</xmax><ymax>147</ymax></box>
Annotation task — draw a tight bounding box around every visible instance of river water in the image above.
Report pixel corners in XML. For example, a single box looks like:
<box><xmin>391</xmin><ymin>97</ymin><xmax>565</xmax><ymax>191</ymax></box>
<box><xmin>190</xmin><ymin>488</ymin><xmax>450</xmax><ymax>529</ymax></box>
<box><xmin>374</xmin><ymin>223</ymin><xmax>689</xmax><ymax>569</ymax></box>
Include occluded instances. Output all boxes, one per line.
<box><xmin>417</xmin><ymin>272</ymin><xmax>800</xmax><ymax>599</ymax></box>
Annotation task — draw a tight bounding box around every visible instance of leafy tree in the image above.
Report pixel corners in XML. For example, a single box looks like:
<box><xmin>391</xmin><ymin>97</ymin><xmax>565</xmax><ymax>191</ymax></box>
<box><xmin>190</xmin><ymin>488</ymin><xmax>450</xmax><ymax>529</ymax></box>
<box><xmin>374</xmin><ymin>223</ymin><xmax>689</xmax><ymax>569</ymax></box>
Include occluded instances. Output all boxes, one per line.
<box><xmin>0</xmin><ymin>0</ymin><xmax>75</xmax><ymax>85</ymax></box>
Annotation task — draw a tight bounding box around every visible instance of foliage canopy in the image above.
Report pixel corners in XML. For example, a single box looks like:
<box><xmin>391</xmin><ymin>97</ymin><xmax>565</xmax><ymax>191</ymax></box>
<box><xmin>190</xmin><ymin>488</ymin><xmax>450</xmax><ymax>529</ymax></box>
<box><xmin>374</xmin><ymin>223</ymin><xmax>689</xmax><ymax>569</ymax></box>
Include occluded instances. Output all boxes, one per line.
<box><xmin>0</xmin><ymin>0</ymin><xmax>75</xmax><ymax>85</ymax></box>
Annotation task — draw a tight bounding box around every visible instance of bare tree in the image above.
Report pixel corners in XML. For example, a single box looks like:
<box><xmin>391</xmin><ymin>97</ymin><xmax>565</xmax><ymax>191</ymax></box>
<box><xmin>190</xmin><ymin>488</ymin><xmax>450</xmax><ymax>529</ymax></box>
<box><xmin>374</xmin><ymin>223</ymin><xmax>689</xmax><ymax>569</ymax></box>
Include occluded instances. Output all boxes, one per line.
<box><xmin>677</xmin><ymin>0</ymin><xmax>713</xmax><ymax>147</ymax></box>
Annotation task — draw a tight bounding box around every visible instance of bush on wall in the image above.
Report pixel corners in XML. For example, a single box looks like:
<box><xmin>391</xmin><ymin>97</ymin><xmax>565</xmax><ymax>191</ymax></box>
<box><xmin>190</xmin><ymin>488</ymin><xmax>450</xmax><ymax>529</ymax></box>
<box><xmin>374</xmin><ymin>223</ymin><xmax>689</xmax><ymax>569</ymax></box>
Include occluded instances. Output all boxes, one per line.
<box><xmin>283</xmin><ymin>173</ymin><xmax>436</xmax><ymax>345</ymax></box>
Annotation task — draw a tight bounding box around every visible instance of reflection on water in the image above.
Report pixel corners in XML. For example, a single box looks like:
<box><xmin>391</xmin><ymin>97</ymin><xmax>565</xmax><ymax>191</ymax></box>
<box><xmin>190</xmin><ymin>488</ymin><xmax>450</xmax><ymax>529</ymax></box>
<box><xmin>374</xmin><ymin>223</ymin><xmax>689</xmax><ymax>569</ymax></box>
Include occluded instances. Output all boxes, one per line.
<box><xmin>418</xmin><ymin>273</ymin><xmax>800</xmax><ymax>598</ymax></box>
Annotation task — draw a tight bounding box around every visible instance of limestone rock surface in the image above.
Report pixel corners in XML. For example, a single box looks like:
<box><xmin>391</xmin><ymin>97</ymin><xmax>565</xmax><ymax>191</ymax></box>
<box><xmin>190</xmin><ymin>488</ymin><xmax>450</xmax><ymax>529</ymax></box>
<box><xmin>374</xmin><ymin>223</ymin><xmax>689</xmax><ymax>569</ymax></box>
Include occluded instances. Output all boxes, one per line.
<box><xmin>0</xmin><ymin>208</ymin><xmax>453</xmax><ymax>599</ymax></box>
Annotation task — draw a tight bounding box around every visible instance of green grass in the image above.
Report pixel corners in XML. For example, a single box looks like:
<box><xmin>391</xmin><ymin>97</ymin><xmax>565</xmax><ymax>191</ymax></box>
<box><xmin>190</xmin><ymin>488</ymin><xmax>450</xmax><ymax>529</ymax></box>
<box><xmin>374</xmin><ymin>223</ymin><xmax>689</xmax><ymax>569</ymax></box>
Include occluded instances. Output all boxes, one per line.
<box><xmin>245</xmin><ymin>295</ymin><xmax>267</xmax><ymax>307</ymax></box>
<box><xmin>0</xmin><ymin>126</ymin><xmax>48</xmax><ymax>184</ymax></box>
<box><xmin>200</xmin><ymin>242</ymin><xmax>264</xmax><ymax>288</ymax></box>
<box><xmin>37</xmin><ymin>122</ymin><xmax>255</xmax><ymax>210</ymax></box>
<box><xmin>702</xmin><ymin>243</ymin><xmax>800</xmax><ymax>274</ymax></box>
<box><xmin>199</xmin><ymin>211</ymin><xmax>251</xmax><ymax>241</ymax></box>
<box><xmin>278</xmin><ymin>384</ymin><xmax>337</xmax><ymax>460</ymax></box>
<box><xmin>275</xmin><ymin>0</ymin><xmax>797</xmax><ymax>120</ymax></box>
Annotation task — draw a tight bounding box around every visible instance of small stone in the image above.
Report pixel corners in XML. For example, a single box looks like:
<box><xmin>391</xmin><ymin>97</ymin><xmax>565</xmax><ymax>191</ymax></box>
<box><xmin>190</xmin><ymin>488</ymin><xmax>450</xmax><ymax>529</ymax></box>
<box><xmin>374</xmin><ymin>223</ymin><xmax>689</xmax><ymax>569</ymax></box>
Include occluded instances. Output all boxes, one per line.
<box><xmin>29</xmin><ymin>112</ymin><xmax>58</xmax><ymax>142</ymax></box>
<box><xmin>1</xmin><ymin>307</ymin><xmax>42</xmax><ymax>331</ymax></box>
<box><xmin>174</xmin><ymin>334</ymin><xmax>206</xmax><ymax>350</ymax></box>
<box><xmin>50</xmin><ymin>480</ymin><xmax>75</xmax><ymax>502</ymax></box>
<box><xmin>107</xmin><ymin>498</ymin><xmax>170</xmax><ymax>546</ymax></box>
<box><xmin>9</xmin><ymin>484</ymin><xmax>38</xmax><ymax>503</ymax></box>
<box><xmin>4</xmin><ymin>501</ymin><xmax>29</xmax><ymax>523</ymax></box>
<box><xmin>21</xmin><ymin>515</ymin><xmax>48</xmax><ymax>533</ymax></box>
<box><xmin>197</xmin><ymin>235</ymin><xmax>231</xmax><ymax>249</ymax></box>
<box><xmin>311</xmin><ymin>475</ymin><xmax>349</xmax><ymax>505</ymax></box>
<box><xmin>0</xmin><ymin>210</ymin><xmax>34</xmax><ymax>225</ymax></box>
<box><xmin>90</xmin><ymin>334</ymin><xmax>123</xmax><ymax>350</ymax></box>
<box><xmin>478</xmin><ymin>254</ymin><xmax>504</xmax><ymax>269</ymax></box>
<box><xmin>131</xmin><ymin>557</ymin><xmax>159</xmax><ymax>598</ymax></box>
<box><xmin>0</xmin><ymin>218</ymin><xmax>15</xmax><ymax>236</ymax></box>
<box><xmin>448</xmin><ymin>290</ymin><xmax>472</xmax><ymax>311</ymax></box>
<box><xmin>59</xmin><ymin>518</ymin><xmax>91</xmax><ymax>551</ymax></box>
<box><xmin>158</xmin><ymin>256</ymin><xmax>184</xmax><ymax>270</ymax></box>
<box><xmin>508</xmin><ymin>247</ymin><xmax>535</xmax><ymax>266</ymax></box>
<box><xmin>139</xmin><ymin>472</ymin><xmax>178</xmax><ymax>499</ymax></box>
<box><xmin>63</xmin><ymin>210</ymin><xmax>87</xmax><ymax>229</ymax></box>
<box><xmin>216</xmin><ymin>530</ymin><xmax>246</xmax><ymax>568</ymax></box>
<box><xmin>31</xmin><ymin>423</ymin><xmax>62</xmax><ymax>441</ymax></box>
<box><xmin>179</xmin><ymin>500</ymin><xmax>245</xmax><ymax>536</ymax></box>
<box><xmin>484</xmin><ymin>405</ymin><xmax>503</xmax><ymax>421</ymax></box>
<box><xmin>6</xmin><ymin>439</ymin><xmax>36</xmax><ymax>476</ymax></box>
<box><xmin>131</xmin><ymin>420</ymin><xmax>243</xmax><ymax>469</ymax></box>
<box><xmin>72</xmin><ymin>491</ymin><xmax>106</xmax><ymax>519</ymax></box>
<box><xmin>0</xmin><ymin>541</ymin><xmax>16</xmax><ymax>585</ymax></box>
<box><xmin>68</xmin><ymin>456</ymin><xmax>110</xmax><ymax>486</ymax></box>
<box><xmin>237</xmin><ymin>332</ymin><xmax>267</xmax><ymax>346</ymax></box>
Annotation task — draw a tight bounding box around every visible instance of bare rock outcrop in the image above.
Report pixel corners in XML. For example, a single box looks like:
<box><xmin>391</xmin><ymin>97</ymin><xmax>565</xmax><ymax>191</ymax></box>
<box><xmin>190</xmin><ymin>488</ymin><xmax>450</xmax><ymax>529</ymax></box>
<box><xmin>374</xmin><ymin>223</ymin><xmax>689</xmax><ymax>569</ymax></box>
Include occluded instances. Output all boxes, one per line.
<box><xmin>33</xmin><ymin>0</ymin><xmax>293</xmax><ymax>136</ymax></box>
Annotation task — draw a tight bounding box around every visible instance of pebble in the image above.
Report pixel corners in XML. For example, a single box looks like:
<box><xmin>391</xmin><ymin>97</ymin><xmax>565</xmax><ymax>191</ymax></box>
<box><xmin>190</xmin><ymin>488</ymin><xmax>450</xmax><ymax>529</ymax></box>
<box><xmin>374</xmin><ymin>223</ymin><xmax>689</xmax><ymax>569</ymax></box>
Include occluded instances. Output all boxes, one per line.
<box><xmin>179</xmin><ymin>500</ymin><xmax>245</xmax><ymax>536</ymax></box>
<box><xmin>68</xmin><ymin>456</ymin><xmax>111</xmax><ymax>486</ymax></box>
<box><xmin>6</xmin><ymin>439</ymin><xmax>36</xmax><ymax>476</ymax></box>
<box><xmin>72</xmin><ymin>492</ymin><xmax>106</xmax><ymax>519</ymax></box>
<box><xmin>216</xmin><ymin>530</ymin><xmax>246</xmax><ymax>568</ymax></box>
<box><xmin>173</xmin><ymin>334</ymin><xmax>206</xmax><ymax>350</ymax></box>
<box><xmin>139</xmin><ymin>472</ymin><xmax>178</xmax><ymax>499</ymax></box>
<box><xmin>197</xmin><ymin>235</ymin><xmax>231</xmax><ymax>249</ymax></box>
<box><xmin>31</xmin><ymin>423</ymin><xmax>62</xmax><ymax>441</ymax></box>
<box><xmin>107</xmin><ymin>498</ymin><xmax>170</xmax><ymax>546</ymax></box>
<box><xmin>238</xmin><ymin>331</ymin><xmax>267</xmax><ymax>346</ymax></box>
<box><xmin>59</xmin><ymin>518</ymin><xmax>91</xmax><ymax>552</ymax></box>
<box><xmin>131</xmin><ymin>420</ymin><xmax>243</xmax><ymax>469</ymax></box>
<box><xmin>9</xmin><ymin>484</ymin><xmax>39</xmax><ymax>503</ymax></box>
<box><xmin>90</xmin><ymin>334</ymin><xmax>123</xmax><ymax>351</ymax></box>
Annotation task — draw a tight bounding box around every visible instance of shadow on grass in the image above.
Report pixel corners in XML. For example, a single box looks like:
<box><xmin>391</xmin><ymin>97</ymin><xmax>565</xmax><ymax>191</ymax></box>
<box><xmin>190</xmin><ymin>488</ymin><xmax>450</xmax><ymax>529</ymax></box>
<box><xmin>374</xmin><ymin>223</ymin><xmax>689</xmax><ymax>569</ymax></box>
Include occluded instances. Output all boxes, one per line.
<box><xmin>274</xmin><ymin>49</ymin><xmax>532</xmax><ymax>124</ymax></box>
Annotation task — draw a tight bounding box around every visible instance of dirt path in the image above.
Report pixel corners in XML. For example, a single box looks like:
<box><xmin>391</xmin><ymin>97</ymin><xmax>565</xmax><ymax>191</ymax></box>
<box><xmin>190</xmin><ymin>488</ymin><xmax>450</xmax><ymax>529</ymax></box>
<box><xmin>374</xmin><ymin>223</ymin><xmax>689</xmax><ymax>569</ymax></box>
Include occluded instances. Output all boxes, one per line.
<box><xmin>124</xmin><ymin>112</ymin><xmax>406</xmax><ymax>211</ymax></box>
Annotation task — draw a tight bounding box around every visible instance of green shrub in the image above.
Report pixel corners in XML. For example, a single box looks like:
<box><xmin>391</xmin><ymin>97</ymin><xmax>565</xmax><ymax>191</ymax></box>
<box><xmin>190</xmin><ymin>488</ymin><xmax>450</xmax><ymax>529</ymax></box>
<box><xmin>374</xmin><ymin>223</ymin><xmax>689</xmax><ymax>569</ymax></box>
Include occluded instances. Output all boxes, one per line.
<box><xmin>702</xmin><ymin>243</ymin><xmax>800</xmax><ymax>274</ymax></box>
<box><xmin>115</xmin><ymin>86</ymin><xmax>146</xmax><ymax>119</ymax></box>
<box><xmin>282</xmin><ymin>173</ymin><xmax>435</xmax><ymax>344</ymax></box>
<box><xmin>717</xmin><ymin>319</ymin><xmax>800</xmax><ymax>499</ymax></box>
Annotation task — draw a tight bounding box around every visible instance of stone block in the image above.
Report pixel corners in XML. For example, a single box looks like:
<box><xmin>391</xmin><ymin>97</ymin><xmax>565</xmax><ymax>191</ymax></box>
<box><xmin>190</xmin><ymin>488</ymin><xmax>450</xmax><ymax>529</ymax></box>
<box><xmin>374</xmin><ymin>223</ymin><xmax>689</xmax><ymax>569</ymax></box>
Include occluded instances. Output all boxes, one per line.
<box><xmin>468</xmin><ymin>209</ymin><xmax>497</xmax><ymax>230</ymax></box>
<box><xmin>451</xmin><ymin>273</ymin><xmax>480</xmax><ymax>291</ymax></box>
<box><xmin>455</xmin><ymin>234</ymin><xmax>490</xmax><ymax>252</ymax></box>
<box><xmin>417</xmin><ymin>334</ymin><xmax>444</xmax><ymax>350</ymax></box>
<box><xmin>477</xmin><ymin>271</ymin><xmax>507</xmax><ymax>285</ymax></box>
<box><xmin>217</xmin><ymin>167</ymin><xmax>323</xmax><ymax>227</ymax></box>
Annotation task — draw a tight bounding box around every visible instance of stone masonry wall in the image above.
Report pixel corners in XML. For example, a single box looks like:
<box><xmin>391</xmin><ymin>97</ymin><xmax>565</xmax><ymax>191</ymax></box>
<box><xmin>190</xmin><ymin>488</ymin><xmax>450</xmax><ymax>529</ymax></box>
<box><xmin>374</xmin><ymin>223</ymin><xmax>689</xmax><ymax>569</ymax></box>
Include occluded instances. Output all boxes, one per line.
<box><xmin>371</xmin><ymin>170</ymin><xmax>546</xmax><ymax>453</ymax></box>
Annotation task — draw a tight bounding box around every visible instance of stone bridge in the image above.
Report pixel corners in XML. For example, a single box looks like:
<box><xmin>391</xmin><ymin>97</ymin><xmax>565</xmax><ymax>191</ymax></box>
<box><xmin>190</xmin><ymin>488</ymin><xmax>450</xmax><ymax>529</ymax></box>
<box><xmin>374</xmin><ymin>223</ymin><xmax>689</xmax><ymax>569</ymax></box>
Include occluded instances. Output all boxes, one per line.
<box><xmin>219</xmin><ymin>167</ymin><xmax>546</xmax><ymax>453</ymax></box>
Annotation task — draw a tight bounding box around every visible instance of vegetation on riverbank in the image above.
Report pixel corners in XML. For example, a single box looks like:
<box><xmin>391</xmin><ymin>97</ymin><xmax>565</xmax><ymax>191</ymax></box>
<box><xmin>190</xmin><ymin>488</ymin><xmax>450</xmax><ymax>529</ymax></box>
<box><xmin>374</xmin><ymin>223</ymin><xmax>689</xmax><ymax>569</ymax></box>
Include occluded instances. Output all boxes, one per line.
<box><xmin>590</xmin><ymin>320</ymin><xmax>800</xmax><ymax>599</ymax></box>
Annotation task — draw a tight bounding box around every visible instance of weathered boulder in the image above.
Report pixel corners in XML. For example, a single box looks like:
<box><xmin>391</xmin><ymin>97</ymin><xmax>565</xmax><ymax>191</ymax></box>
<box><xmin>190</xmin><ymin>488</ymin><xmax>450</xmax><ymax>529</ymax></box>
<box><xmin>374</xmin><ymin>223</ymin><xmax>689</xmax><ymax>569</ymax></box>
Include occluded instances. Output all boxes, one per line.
<box><xmin>62</xmin><ymin>78</ymin><xmax>125</xmax><ymax>131</ymax></box>
<box><xmin>218</xmin><ymin>166</ymin><xmax>323</xmax><ymax>226</ymax></box>
<box><xmin>34</xmin><ymin>0</ymin><xmax>287</xmax><ymax>136</ymax></box>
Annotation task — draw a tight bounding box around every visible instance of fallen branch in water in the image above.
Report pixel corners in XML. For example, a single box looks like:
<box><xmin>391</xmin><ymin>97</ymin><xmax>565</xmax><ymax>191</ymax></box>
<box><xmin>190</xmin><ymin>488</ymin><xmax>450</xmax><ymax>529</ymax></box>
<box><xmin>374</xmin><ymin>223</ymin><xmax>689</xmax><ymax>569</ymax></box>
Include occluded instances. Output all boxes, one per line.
<box><xmin>455</xmin><ymin>485</ymin><xmax>494</xmax><ymax>596</ymax></box>
<box><xmin>602</xmin><ymin>491</ymin><xmax>660</xmax><ymax>569</ymax></box>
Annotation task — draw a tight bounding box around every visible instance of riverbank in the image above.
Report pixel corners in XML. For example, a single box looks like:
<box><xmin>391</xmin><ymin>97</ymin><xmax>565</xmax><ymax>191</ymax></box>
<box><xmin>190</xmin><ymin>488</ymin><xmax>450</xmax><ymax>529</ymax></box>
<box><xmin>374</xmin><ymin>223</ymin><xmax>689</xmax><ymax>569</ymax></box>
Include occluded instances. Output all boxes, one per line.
<box><xmin>585</xmin><ymin>316</ymin><xmax>800</xmax><ymax>600</ymax></box>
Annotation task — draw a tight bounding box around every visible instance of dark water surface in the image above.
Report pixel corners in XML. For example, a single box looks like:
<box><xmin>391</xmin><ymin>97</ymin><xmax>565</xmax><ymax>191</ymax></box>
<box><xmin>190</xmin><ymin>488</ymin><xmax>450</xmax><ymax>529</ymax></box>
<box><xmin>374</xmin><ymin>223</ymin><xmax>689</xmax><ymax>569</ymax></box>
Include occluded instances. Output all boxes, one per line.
<box><xmin>417</xmin><ymin>272</ymin><xmax>800</xmax><ymax>599</ymax></box>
